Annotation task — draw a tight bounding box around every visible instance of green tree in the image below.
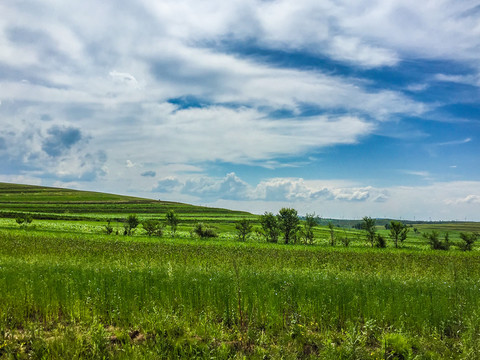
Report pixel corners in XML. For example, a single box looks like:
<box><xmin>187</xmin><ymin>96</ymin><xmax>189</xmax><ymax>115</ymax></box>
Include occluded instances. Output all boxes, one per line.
<box><xmin>165</xmin><ymin>210</ymin><xmax>180</xmax><ymax>237</ymax></box>
<box><xmin>260</xmin><ymin>212</ymin><xmax>280</xmax><ymax>243</ymax></box>
<box><xmin>423</xmin><ymin>230</ymin><xmax>450</xmax><ymax>250</ymax></box>
<box><xmin>459</xmin><ymin>232</ymin><xmax>478</xmax><ymax>251</ymax></box>
<box><xmin>124</xmin><ymin>214</ymin><xmax>139</xmax><ymax>236</ymax></box>
<box><xmin>142</xmin><ymin>219</ymin><xmax>163</xmax><ymax>236</ymax></box>
<box><xmin>301</xmin><ymin>213</ymin><xmax>318</xmax><ymax>245</ymax></box>
<box><xmin>193</xmin><ymin>223</ymin><xmax>217</xmax><ymax>238</ymax></box>
<box><xmin>327</xmin><ymin>221</ymin><xmax>336</xmax><ymax>246</ymax></box>
<box><xmin>235</xmin><ymin>219</ymin><xmax>253</xmax><ymax>242</ymax></box>
<box><xmin>277</xmin><ymin>208</ymin><xmax>299</xmax><ymax>244</ymax></box>
<box><xmin>389</xmin><ymin>221</ymin><xmax>409</xmax><ymax>248</ymax></box>
<box><xmin>362</xmin><ymin>216</ymin><xmax>376</xmax><ymax>247</ymax></box>
<box><xmin>375</xmin><ymin>234</ymin><xmax>387</xmax><ymax>248</ymax></box>
<box><xmin>15</xmin><ymin>213</ymin><xmax>33</xmax><ymax>227</ymax></box>
<box><xmin>103</xmin><ymin>220</ymin><xmax>114</xmax><ymax>235</ymax></box>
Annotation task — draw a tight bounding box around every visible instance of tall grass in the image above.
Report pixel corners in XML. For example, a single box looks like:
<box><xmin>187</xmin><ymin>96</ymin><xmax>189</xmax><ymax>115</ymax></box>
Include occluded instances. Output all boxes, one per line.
<box><xmin>2</xmin><ymin>230</ymin><xmax>480</xmax><ymax>358</ymax></box>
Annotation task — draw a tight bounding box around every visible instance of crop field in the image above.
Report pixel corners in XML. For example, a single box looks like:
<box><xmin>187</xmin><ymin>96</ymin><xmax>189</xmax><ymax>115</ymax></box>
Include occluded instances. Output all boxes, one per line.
<box><xmin>1</xmin><ymin>183</ymin><xmax>480</xmax><ymax>359</ymax></box>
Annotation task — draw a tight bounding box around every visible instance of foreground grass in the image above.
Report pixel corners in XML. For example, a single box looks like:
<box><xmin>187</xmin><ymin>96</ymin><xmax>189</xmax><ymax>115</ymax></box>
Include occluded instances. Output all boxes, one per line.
<box><xmin>2</xmin><ymin>231</ymin><xmax>480</xmax><ymax>359</ymax></box>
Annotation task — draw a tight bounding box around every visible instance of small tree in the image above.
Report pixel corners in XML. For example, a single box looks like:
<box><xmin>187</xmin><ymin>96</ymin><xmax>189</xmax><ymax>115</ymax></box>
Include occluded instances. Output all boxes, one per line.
<box><xmin>459</xmin><ymin>232</ymin><xmax>478</xmax><ymax>251</ymax></box>
<box><xmin>193</xmin><ymin>223</ymin><xmax>217</xmax><ymax>238</ymax></box>
<box><xmin>124</xmin><ymin>214</ymin><xmax>139</xmax><ymax>236</ymax></box>
<box><xmin>327</xmin><ymin>221</ymin><xmax>336</xmax><ymax>246</ymax></box>
<box><xmin>389</xmin><ymin>221</ymin><xmax>409</xmax><ymax>248</ymax></box>
<box><xmin>300</xmin><ymin>213</ymin><xmax>318</xmax><ymax>245</ymax></box>
<box><xmin>142</xmin><ymin>219</ymin><xmax>163</xmax><ymax>237</ymax></box>
<box><xmin>103</xmin><ymin>220</ymin><xmax>114</xmax><ymax>235</ymax></box>
<box><xmin>362</xmin><ymin>216</ymin><xmax>376</xmax><ymax>247</ymax></box>
<box><xmin>235</xmin><ymin>219</ymin><xmax>253</xmax><ymax>242</ymax></box>
<box><xmin>423</xmin><ymin>230</ymin><xmax>450</xmax><ymax>250</ymax></box>
<box><xmin>375</xmin><ymin>234</ymin><xmax>387</xmax><ymax>248</ymax></box>
<box><xmin>165</xmin><ymin>210</ymin><xmax>180</xmax><ymax>237</ymax></box>
<box><xmin>340</xmin><ymin>232</ymin><xmax>351</xmax><ymax>247</ymax></box>
<box><xmin>260</xmin><ymin>212</ymin><xmax>280</xmax><ymax>243</ymax></box>
<box><xmin>277</xmin><ymin>208</ymin><xmax>299</xmax><ymax>244</ymax></box>
<box><xmin>15</xmin><ymin>213</ymin><xmax>33</xmax><ymax>227</ymax></box>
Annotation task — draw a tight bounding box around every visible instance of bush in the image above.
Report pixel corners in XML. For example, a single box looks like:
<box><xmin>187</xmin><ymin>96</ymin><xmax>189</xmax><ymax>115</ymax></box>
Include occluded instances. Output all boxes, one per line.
<box><xmin>375</xmin><ymin>234</ymin><xmax>387</xmax><ymax>248</ymax></box>
<box><xmin>235</xmin><ymin>219</ymin><xmax>252</xmax><ymax>241</ymax></box>
<box><xmin>142</xmin><ymin>219</ymin><xmax>164</xmax><ymax>237</ymax></box>
<box><xmin>103</xmin><ymin>220</ymin><xmax>113</xmax><ymax>235</ymax></box>
<box><xmin>459</xmin><ymin>232</ymin><xmax>478</xmax><ymax>251</ymax></box>
<box><xmin>341</xmin><ymin>233</ymin><xmax>351</xmax><ymax>247</ymax></box>
<box><xmin>123</xmin><ymin>214</ymin><xmax>140</xmax><ymax>236</ymax></box>
<box><xmin>193</xmin><ymin>223</ymin><xmax>217</xmax><ymax>238</ymax></box>
<box><xmin>423</xmin><ymin>231</ymin><xmax>450</xmax><ymax>250</ymax></box>
<box><xmin>15</xmin><ymin>213</ymin><xmax>33</xmax><ymax>228</ymax></box>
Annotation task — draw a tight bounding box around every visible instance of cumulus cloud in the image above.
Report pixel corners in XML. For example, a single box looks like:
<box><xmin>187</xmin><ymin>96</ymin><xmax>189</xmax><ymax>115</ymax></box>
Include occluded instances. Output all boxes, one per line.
<box><xmin>181</xmin><ymin>173</ymin><xmax>250</xmax><ymax>200</ymax></box>
<box><xmin>42</xmin><ymin>125</ymin><xmax>83</xmax><ymax>157</ymax></box>
<box><xmin>445</xmin><ymin>194</ymin><xmax>480</xmax><ymax>205</ymax></box>
<box><xmin>156</xmin><ymin>173</ymin><xmax>389</xmax><ymax>203</ymax></box>
<box><xmin>153</xmin><ymin>177</ymin><xmax>182</xmax><ymax>193</ymax></box>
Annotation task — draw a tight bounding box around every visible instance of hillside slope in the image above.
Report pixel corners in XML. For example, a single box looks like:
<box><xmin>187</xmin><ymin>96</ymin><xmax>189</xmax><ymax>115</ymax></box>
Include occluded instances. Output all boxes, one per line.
<box><xmin>0</xmin><ymin>182</ymin><xmax>251</xmax><ymax>220</ymax></box>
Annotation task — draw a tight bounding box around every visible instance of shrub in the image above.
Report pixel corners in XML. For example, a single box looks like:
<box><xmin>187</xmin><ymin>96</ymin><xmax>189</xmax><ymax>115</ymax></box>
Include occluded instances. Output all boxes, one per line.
<box><xmin>142</xmin><ymin>219</ymin><xmax>164</xmax><ymax>237</ymax></box>
<box><xmin>235</xmin><ymin>219</ymin><xmax>252</xmax><ymax>241</ymax></box>
<box><xmin>259</xmin><ymin>212</ymin><xmax>280</xmax><ymax>243</ymax></box>
<box><xmin>300</xmin><ymin>213</ymin><xmax>318</xmax><ymax>245</ymax></box>
<box><xmin>340</xmin><ymin>233</ymin><xmax>351</xmax><ymax>247</ymax></box>
<box><xmin>165</xmin><ymin>210</ymin><xmax>180</xmax><ymax>237</ymax></box>
<box><xmin>103</xmin><ymin>220</ymin><xmax>114</xmax><ymax>235</ymax></box>
<box><xmin>123</xmin><ymin>214</ymin><xmax>140</xmax><ymax>236</ymax></box>
<box><xmin>423</xmin><ymin>231</ymin><xmax>450</xmax><ymax>250</ymax></box>
<box><xmin>459</xmin><ymin>232</ymin><xmax>478</xmax><ymax>251</ymax></box>
<box><xmin>375</xmin><ymin>234</ymin><xmax>387</xmax><ymax>248</ymax></box>
<box><xmin>193</xmin><ymin>223</ymin><xmax>217</xmax><ymax>238</ymax></box>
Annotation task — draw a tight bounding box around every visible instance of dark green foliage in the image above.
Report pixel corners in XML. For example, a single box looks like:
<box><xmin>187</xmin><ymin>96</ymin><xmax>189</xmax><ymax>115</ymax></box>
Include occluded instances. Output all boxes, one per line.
<box><xmin>301</xmin><ymin>213</ymin><xmax>318</xmax><ymax>244</ymax></box>
<box><xmin>235</xmin><ymin>219</ymin><xmax>252</xmax><ymax>241</ymax></box>
<box><xmin>260</xmin><ymin>212</ymin><xmax>280</xmax><ymax>243</ymax></box>
<box><xmin>340</xmin><ymin>232</ymin><xmax>352</xmax><ymax>247</ymax></box>
<box><xmin>124</xmin><ymin>214</ymin><xmax>139</xmax><ymax>235</ymax></box>
<box><xmin>375</xmin><ymin>234</ymin><xmax>387</xmax><ymax>248</ymax></box>
<box><xmin>277</xmin><ymin>207</ymin><xmax>299</xmax><ymax>244</ymax></box>
<box><xmin>103</xmin><ymin>220</ymin><xmax>113</xmax><ymax>235</ymax></box>
<box><xmin>193</xmin><ymin>223</ymin><xmax>218</xmax><ymax>238</ymax></box>
<box><xmin>362</xmin><ymin>216</ymin><xmax>376</xmax><ymax>247</ymax></box>
<box><xmin>165</xmin><ymin>210</ymin><xmax>180</xmax><ymax>236</ymax></box>
<box><xmin>142</xmin><ymin>219</ymin><xmax>164</xmax><ymax>236</ymax></box>
<box><xmin>389</xmin><ymin>221</ymin><xmax>409</xmax><ymax>248</ymax></box>
<box><xmin>15</xmin><ymin>213</ymin><xmax>33</xmax><ymax>226</ymax></box>
<box><xmin>423</xmin><ymin>230</ymin><xmax>450</xmax><ymax>250</ymax></box>
<box><xmin>328</xmin><ymin>221</ymin><xmax>336</xmax><ymax>246</ymax></box>
<box><xmin>459</xmin><ymin>232</ymin><xmax>478</xmax><ymax>251</ymax></box>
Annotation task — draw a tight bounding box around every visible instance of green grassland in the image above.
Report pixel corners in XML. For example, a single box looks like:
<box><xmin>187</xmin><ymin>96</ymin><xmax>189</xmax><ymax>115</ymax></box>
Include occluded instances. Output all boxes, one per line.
<box><xmin>1</xmin><ymin>182</ymin><xmax>480</xmax><ymax>359</ymax></box>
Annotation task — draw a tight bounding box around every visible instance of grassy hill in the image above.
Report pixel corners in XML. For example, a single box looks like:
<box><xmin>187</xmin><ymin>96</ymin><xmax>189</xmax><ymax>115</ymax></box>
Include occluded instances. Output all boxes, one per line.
<box><xmin>0</xmin><ymin>182</ymin><xmax>251</xmax><ymax>222</ymax></box>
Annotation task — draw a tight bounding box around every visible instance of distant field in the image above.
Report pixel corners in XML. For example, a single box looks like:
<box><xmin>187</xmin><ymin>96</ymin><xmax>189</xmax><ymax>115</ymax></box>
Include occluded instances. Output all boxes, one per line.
<box><xmin>1</xmin><ymin>182</ymin><xmax>480</xmax><ymax>358</ymax></box>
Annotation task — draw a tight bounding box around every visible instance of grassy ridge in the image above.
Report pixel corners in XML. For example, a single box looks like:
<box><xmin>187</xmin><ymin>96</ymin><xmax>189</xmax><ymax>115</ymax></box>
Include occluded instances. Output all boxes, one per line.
<box><xmin>0</xmin><ymin>182</ymin><xmax>252</xmax><ymax>222</ymax></box>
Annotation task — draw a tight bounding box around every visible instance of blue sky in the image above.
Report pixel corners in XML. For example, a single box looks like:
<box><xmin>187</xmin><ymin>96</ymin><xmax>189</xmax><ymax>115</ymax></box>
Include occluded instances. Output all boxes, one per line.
<box><xmin>1</xmin><ymin>0</ymin><xmax>480</xmax><ymax>220</ymax></box>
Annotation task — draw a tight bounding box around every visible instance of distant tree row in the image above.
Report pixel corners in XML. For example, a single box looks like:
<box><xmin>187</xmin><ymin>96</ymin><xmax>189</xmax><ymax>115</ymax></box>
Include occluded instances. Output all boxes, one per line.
<box><xmin>100</xmin><ymin>209</ymin><xmax>476</xmax><ymax>251</ymax></box>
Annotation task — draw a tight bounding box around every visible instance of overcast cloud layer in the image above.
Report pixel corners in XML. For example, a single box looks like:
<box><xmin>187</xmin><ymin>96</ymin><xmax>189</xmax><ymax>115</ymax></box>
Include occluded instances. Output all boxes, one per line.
<box><xmin>1</xmin><ymin>0</ymin><xmax>479</xmax><ymax>220</ymax></box>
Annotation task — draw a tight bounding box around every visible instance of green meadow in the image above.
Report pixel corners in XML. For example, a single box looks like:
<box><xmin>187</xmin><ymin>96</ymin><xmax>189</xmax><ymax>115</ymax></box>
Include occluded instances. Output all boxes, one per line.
<box><xmin>1</xmin><ymin>182</ymin><xmax>480</xmax><ymax>359</ymax></box>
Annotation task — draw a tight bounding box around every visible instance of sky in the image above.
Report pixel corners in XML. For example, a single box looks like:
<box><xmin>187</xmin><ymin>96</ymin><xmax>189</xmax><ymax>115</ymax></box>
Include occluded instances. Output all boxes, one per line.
<box><xmin>1</xmin><ymin>0</ymin><xmax>480</xmax><ymax>220</ymax></box>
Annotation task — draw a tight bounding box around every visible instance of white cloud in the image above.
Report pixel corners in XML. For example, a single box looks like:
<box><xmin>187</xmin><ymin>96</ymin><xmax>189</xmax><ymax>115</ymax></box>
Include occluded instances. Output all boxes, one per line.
<box><xmin>435</xmin><ymin>74</ymin><xmax>480</xmax><ymax>87</ymax></box>
<box><xmin>445</xmin><ymin>194</ymin><xmax>480</xmax><ymax>205</ymax></box>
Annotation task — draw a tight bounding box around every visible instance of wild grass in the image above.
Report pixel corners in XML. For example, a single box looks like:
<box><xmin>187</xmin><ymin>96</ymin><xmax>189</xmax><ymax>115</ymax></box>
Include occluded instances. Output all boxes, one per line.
<box><xmin>2</xmin><ymin>230</ymin><xmax>480</xmax><ymax>358</ymax></box>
